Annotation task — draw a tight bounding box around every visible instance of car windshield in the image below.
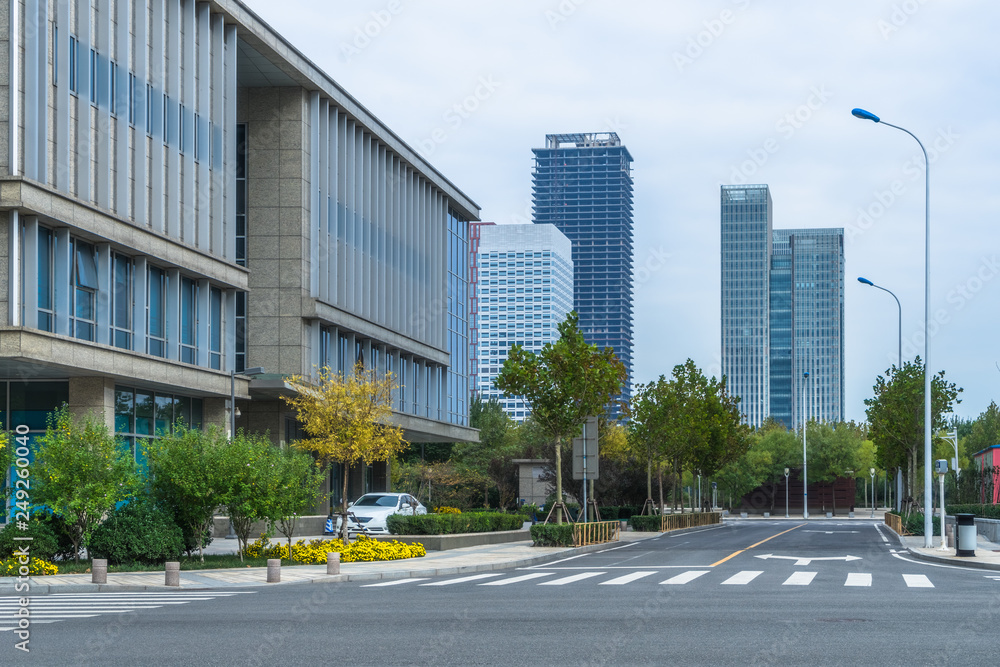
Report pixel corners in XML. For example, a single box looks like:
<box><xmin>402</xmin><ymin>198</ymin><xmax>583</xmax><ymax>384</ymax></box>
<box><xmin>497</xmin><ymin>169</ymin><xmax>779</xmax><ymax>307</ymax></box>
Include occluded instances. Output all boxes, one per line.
<box><xmin>354</xmin><ymin>495</ymin><xmax>398</xmax><ymax>507</ymax></box>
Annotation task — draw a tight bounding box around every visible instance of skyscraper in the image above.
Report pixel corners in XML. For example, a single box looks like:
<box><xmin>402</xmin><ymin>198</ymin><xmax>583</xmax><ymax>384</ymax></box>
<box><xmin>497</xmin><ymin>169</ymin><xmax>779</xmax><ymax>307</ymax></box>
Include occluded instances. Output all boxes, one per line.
<box><xmin>471</xmin><ymin>224</ymin><xmax>574</xmax><ymax>421</ymax></box>
<box><xmin>721</xmin><ymin>185</ymin><xmax>844</xmax><ymax>428</ymax></box>
<box><xmin>721</xmin><ymin>185</ymin><xmax>773</xmax><ymax>428</ymax></box>
<box><xmin>532</xmin><ymin>133</ymin><xmax>634</xmax><ymax>414</ymax></box>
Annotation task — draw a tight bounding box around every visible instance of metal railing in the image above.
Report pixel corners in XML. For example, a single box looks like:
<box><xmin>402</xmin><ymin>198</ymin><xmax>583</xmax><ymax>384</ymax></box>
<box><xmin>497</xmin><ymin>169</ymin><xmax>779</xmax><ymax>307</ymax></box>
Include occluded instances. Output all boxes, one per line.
<box><xmin>661</xmin><ymin>511</ymin><xmax>722</xmax><ymax>532</ymax></box>
<box><xmin>573</xmin><ymin>520</ymin><xmax>621</xmax><ymax>546</ymax></box>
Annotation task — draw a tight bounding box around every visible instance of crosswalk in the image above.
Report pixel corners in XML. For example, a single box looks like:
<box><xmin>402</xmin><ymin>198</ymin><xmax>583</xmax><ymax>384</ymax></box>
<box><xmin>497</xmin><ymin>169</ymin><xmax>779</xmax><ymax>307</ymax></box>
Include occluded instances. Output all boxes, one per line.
<box><xmin>0</xmin><ymin>591</ymin><xmax>254</xmax><ymax>631</ymax></box>
<box><xmin>362</xmin><ymin>570</ymin><xmax>947</xmax><ymax>590</ymax></box>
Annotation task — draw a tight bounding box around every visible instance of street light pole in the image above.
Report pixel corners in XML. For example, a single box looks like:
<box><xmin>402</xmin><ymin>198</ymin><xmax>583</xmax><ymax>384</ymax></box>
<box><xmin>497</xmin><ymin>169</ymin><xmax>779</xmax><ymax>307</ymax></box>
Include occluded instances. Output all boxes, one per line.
<box><xmin>802</xmin><ymin>370</ymin><xmax>809</xmax><ymax>520</ymax></box>
<box><xmin>784</xmin><ymin>467</ymin><xmax>790</xmax><ymax>519</ymax></box>
<box><xmin>230</xmin><ymin>366</ymin><xmax>266</xmax><ymax>438</ymax></box>
<box><xmin>852</xmin><ymin>107</ymin><xmax>933</xmax><ymax>548</ymax></box>
<box><xmin>870</xmin><ymin>468</ymin><xmax>876</xmax><ymax>518</ymax></box>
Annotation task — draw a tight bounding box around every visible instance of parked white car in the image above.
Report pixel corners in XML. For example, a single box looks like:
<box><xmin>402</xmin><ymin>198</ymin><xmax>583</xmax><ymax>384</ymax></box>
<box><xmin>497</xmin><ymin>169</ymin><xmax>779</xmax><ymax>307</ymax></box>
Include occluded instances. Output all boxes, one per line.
<box><xmin>333</xmin><ymin>493</ymin><xmax>426</xmax><ymax>535</ymax></box>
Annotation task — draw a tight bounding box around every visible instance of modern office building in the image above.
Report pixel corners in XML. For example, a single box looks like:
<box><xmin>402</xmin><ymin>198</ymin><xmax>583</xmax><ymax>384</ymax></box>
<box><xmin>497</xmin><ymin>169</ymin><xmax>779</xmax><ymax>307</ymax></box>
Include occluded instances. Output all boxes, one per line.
<box><xmin>1</xmin><ymin>0</ymin><xmax>479</xmax><ymax>513</ymax></box>
<box><xmin>720</xmin><ymin>186</ymin><xmax>844</xmax><ymax>428</ymax></box>
<box><xmin>471</xmin><ymin>223</ymin><xmax>574</xmax><ymax>421</ymax></box>
<box><xmin>531</xmin><ymin>133</ymin><xmax>634</xmax><ymax>415</ymax></box>
<box><xmin>721</xmin><ymin>184</ymin><xmax>773</xmax><ymax>428</ymax></box>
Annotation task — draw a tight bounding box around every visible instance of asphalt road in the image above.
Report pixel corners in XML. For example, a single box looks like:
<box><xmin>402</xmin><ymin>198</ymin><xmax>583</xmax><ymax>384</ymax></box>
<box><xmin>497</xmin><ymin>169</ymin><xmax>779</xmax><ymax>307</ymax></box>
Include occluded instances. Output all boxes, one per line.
<box><xmin>6</xmin><ymin>521</ymin><xmax>1000</xmax><ymax>666</ymax></box>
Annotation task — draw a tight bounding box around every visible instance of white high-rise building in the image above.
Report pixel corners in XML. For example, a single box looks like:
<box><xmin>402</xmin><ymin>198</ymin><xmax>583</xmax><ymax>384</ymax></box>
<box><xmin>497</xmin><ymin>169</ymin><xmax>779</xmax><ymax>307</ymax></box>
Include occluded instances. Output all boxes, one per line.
<box><xmin>472</xmin><ymin>224</ymin><xmax>574</xmax><ymax>420</ymax></box>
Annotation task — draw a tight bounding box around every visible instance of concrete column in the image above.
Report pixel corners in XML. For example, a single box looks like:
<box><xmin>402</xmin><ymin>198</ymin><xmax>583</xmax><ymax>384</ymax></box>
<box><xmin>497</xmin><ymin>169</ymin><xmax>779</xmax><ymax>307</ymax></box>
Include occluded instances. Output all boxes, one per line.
<box><xmin>266</xmin><ymin>559</ymin><xmax>281</xmax><ymax>583</ymax></box>
<box><xmin>92</xmin><ymin>559</ymin><xmax>108</xmax><ymax>584</ymax></box>
<box><xmin>68</xmin><ymin>377</ymin><xmax>115</xmax><ymax>431</ymax></box>
<box><xmin>326</xmin><ymin>552</ymin><xmax>340</xmax><ymax>575</ymax></box>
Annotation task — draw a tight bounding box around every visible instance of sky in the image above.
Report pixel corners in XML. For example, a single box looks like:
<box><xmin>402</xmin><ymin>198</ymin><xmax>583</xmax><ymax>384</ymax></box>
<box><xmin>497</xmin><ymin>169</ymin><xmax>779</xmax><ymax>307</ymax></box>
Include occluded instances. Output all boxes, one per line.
<box><xmin>241</xmin><ymin>0</ymin><xmax>1000</xmax><ymax>423</ymax></box>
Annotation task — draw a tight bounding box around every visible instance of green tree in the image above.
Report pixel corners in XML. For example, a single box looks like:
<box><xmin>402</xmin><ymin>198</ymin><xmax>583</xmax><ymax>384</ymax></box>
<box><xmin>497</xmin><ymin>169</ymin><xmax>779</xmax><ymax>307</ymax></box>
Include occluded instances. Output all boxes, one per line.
<box><xmin>865</xmin><ymin>358</ymin><xmax>962</xmax><ymax>497</ymax></box>
<box><xmin>270</xmin><ymin>447</ymin><xmax>325</xmax><ymax>559</ymax></box>
<box><xmin>714</xmin><ymin>445</ymin><xmax>773</xmax><ymax>511</ymax></box>
<box><xmin>807</xmin><ymin>421</ymin><xmax>872</xmax><ymax>514</ymax></box>
<box><xmin>33</xmin><ymin>408</ymin><xmax>138</xmax><ymax>562</ymax></box>
<box><xmin>147</xmin><ymin>426</ymin><xmax>229</xmax><ymax>562</ymax></box>
<box><xmin>965</xmin><ymin>401</ymin><xmax>1000</xmax><ymax>460</ymax></box>
<box><xmin>284</xmin><ymin>363</ymin><xmax>408</xmax><ymax>543</ymax></box>
<box><xmin>452</xmin><ymin>396</ymin><xmax>521</xmax><ymax>509</ymax></box>
<box><xmin>495</xmin><ymin>311</ymin><xmax>626</xmax><ymax>523</ymax></box>
<box><xmin>751</xmin><ymin>420</ymin><xmax>801</xmax><ymax>513</ymax></box>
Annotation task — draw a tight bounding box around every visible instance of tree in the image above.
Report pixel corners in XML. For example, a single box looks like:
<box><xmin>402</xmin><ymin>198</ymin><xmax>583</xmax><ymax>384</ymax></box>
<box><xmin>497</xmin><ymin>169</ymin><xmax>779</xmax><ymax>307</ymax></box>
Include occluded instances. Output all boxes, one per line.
<box><xmin>147</xmin><ymin>426</ymin><xmax>229</xmax><ymax>562</ymax></box>
<box><xmin>965</xmin><ymin>401</ymin><xmax>1000</xmax><ymax>460</ymax></box>
<box><xmin>284</xmin><ymin>363</ymin><xmax>408</xmax><ymax>543</ymax></box>
<box><xmin>494</xmin><ymin>311</ymin><xmax>626</xmax><ymax>523</ymax></box>
<box><xmin>33</xmin><ymin>408</ymin><xmax>138</xmax><ymax>562</ymax></box>
<box><xmin>270</xmin><ymin>447</ymin><xmax>325</xmax><ymax>559</ymax></box>
<box><xmin>714</xmin><ymin>446</ymin><xmax>773</xmax><ymax>511</ymax></box>
<box><xmin>452</xmin><ymin>396</ymin><xmax>522</xmax><ymax>509</ymax></box>
<box><xmin>752</xmin><ymin>420</ymin><xmax>801</xmax><ymax>513</ymax></box>
<box><xmin>630</xmin><ymin>376</ymin><xmax>675</xmax><ymax>511</ymax></box>
<box><xmin>807</xmin><ymin>422</ymin><xmax>872</xmax><ymax>514</ymax></box>
<box><xmin>865</xmin><ymin>357</ymin><xmax>962</xmax><ymax>497</ymax></box>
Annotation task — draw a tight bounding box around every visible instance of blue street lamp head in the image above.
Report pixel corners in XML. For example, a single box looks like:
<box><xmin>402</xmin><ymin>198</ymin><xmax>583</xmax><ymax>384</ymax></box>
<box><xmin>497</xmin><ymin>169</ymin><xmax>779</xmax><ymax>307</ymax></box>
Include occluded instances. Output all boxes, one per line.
<box><xmin>857</xmin><ymin>276</ymin><xmax>874</xmax><ymax>286</ymax></box>
<box><xmin>803</xmin><ymin>371</ymin><xmax>809</xmax><ymax>379</ymax></box>
<box><xmin>852</xmin><ymin>108</ymin><xmax>880</xmax><ymax>123</ymax></box>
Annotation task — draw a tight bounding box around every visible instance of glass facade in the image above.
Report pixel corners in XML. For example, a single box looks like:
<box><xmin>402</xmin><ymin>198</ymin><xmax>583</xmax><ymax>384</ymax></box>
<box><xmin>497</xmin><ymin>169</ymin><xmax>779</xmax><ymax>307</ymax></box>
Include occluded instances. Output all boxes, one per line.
<box><xmin>446</xmin><ymin>208</ymin><xmax>470</xmax><ymax>426</ymax></box>
<box><xmin>114</xmin><ymin>386</ymin><xmax>203</xmax><ymax>469</ymax></box>
<box><xmin>721</xmin><ymin>186</ymin><xmax>844</xmax><ymax>428</ymax></box>
<box><xmin>531</xmin><ymin>133</ymin><xmax>634</xmax><ymax>417</ymax></box>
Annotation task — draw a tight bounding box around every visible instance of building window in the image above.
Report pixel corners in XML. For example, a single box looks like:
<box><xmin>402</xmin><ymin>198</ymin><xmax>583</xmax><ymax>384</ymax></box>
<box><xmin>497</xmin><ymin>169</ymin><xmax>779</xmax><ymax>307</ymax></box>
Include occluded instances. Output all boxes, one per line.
<box><xmin>145</xmin><ymin>84</ymin><xmax>153</xmax><ymax>135</ymax></box>
<box><xmin>115</xmin><ymin>386</ymin><xmax>203</xmax><ymax>468</ymax></box>
<box><xmin>111</xmin><ymin>253</ymin><xmax>132</xmax><ymax>349</ymax></box>
<box><xmin>89</xmin><ymin>49</ymin><xmax>97</xmax><ymax>105</ymax></box>
<box><xmin>179</xmin><ymin>277</ymin><xmax>197</xmax><ymax>364</ymax></box>
<box><xmin>128</xmin><ymin>73</ymin><xmax>136</xmax><ymax>126</ymax></box>
<box><xmin>235</xmin><ymin>123</ymin><xmax>247</xmax><ymax>266</ymax></box>
<box><xmin>72</xmin><ymin>239</ymin><xmax>98</xmax><ymax>341</ymax></box>
<box><xmin>69</xmin><ymin>36</ymin><xmax>78</xmax><ymax>93</ymax></box>
<box><xmin>147</xmin><ymin>266</ymin><xmax>166</xmax><ymax>357</ymax></box>
<box><xmin>37</xmin><ymin>226</ymin><xmax>54</xmax><ymax>332</ymax></box>
<box><xmin>178</xmin><ymin>105</ymin><xmax>186</xmax><ymax>154</ymax></box>
<box><xmin>235</xmin><ymin>292</ymin><xmax>246</xmax><ymax>373</ymax></box>
<box><xmin>162</xmin><ymin>95</ymin><xmax>170</xmax><ymax>145</ymax></box>
<box><xmin>209</xmin><ymin>287</ymin><xmax>222</xmax><ymax>370</ymax></box>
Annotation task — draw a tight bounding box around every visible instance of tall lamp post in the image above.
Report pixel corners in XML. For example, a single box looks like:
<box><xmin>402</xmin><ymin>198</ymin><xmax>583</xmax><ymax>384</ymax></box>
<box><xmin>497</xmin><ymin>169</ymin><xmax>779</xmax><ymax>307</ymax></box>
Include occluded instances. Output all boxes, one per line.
<box><xmin>802</xmin><ymin>370</ymin><xmax>810</xmax><ymax>520</ymax></box>
<box><xmin>784</xmin><ymin>467</ymin><xmax>790</xmax><ymax>518</ymax></box>
<box><xmin>858</xmin><ymin>275</ymin><xmax>905</xmax><ymax>513</ymax></box>
<box><xmin>870</xmin><ymin>467</ymin><xmax>876</xmax><ymax>518</ymax></box>
<box><xmin>852</xmin><ymin>107</ymin><xmax>933</xmax><ymax>548</ymax></box>
<box><xmin>230</xmin><ymin>366</ymin><xmax>266</xmax><ymax>437</ymax></box>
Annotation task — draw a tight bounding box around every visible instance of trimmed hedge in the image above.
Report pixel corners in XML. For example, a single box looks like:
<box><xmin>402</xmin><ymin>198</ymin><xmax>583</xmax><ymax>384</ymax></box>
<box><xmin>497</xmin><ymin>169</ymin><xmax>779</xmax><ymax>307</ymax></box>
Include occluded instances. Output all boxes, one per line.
<box><xmin>386</xmin><ymin>512</ymin><xmax>524</xmax><ymax>535</ymax></box>
<box><xmin>530</xmin><ymin>523</ymin><xmax>575</xmax><ymax>547</ymax></box>
<box><xmin>628</xmin><ymin>515</ymin><xmax>662</xmax><ymax>532</ymax></box>
<box><xmin>947</xmin><ymin>504</ymin><xmax>1000</xmax><ymax>519</ymax></box>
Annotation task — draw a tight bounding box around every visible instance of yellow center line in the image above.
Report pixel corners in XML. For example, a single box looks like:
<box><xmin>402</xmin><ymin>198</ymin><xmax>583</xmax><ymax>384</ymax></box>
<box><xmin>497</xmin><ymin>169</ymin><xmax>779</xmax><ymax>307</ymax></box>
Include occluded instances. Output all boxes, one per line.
<box><xmin>710</xmin><ymin>523</ymin><xmax>806</xmax><ymax>567</ymax></box>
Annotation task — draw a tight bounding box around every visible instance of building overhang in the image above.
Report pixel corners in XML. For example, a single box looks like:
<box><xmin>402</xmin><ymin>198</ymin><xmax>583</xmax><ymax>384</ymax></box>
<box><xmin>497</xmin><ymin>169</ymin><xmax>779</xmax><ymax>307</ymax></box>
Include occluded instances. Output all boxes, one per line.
<box><xmin>0</xmin><ymin>329</ymin><xmax>246</xmax><ymax>398</ymax></box>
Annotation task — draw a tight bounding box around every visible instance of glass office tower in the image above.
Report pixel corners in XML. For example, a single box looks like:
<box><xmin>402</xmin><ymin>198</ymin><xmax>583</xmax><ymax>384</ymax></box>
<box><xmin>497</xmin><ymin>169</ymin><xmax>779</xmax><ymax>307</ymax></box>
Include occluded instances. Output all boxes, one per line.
<box><xmin>721</xmin><ymin>185</ymin><xmax>773</xmax><ymax>427</ymax></box>
<box><xmin>531</xmin><ymin>133</ymin><xmax>634</xmax><ymax>416</ymax></box>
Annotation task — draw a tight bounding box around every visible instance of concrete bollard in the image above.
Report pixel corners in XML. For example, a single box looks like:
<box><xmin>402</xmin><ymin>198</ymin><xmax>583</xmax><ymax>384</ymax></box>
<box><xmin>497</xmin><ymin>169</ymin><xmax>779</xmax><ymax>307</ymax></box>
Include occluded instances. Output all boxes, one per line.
<box><xmin>266</xmin><ymin>558</ymin><xmax>281</xmax><ymax>583</ymax></box>
<box><xmin>763</xmin><ymin>512</ymin><xmax>770</xmax><ymax>518</ymax></box>
<box><xmin>91</xmin><ymin>559</ymin><xmax>108</xmax><ymax>584</ymax></box>
<box><xmin>165</xmin><ymin>561</ymin><xmax>180</xmax><ymax>587</ymax></box>
<box><xmin>327</xmin><ymin>552</ymin><xmax>341</xmax><ymax>575</ymax></box>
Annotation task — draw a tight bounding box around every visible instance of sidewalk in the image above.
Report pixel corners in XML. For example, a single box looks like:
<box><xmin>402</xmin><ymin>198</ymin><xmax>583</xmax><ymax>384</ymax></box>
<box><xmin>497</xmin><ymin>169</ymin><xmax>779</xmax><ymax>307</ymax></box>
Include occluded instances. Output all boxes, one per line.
<box><xmin>2</xmin><ymin>531</ymin><xmax>663</xmax><ymax>594</ymax></box>
<box><xmin>898</xmin><ymin>533</ymin><xmax>1000</xmax><ymax>570</ymax></box>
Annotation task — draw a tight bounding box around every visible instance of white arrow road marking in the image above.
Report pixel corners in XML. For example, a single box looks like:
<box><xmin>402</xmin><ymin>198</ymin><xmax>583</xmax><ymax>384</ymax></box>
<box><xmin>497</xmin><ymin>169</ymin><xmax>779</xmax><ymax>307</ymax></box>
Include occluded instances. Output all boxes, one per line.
<box><xmin>782</xmin><ymin>571</ymin><xmax>817</xmax><ymax>586</ymax></box>
<box><xmin>845</xmin><ymin>573</ymin><xmax>872</xmax><ymax>587</ymax></box>
<box><xmin>661</xmin><ymin>570</ymin><xmax>711</xmax><ymax>585</ymax></box>
<box><xmin>755</xmin><ymin>554</ymin><xmax>862</xmax><ymax>566</ymax></box>
<box><xmin>903</xmin><ymin>574</ymin><xmax>934</xmax><ymax>588</ymax></box>
<box><xmin>721</xmin><ymin>571</ymin><xmax>763</xmax><ymax>585</ymax></box>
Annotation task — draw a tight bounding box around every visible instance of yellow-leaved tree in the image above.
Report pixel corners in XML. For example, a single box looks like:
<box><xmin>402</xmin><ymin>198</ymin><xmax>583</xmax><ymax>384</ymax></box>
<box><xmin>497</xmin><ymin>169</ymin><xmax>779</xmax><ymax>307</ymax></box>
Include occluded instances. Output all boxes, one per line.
<box><xmin>284</xmin><ymin>363</ymin><xmax>408</xmax><ymax>543</ymax></box>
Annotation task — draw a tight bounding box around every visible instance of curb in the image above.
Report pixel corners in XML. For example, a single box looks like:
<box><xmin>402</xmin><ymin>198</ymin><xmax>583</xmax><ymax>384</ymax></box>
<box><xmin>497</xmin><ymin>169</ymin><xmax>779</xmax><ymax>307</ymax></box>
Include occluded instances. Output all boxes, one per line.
<box><xmin>882</xmin><ymin>522</ymin><xmax>1000</xmax><ymax>571</ymax></box>
<box><xmin>5</xmin><ymin>537</ymin><xmax>660</xmax><ymax>594</ymax></box>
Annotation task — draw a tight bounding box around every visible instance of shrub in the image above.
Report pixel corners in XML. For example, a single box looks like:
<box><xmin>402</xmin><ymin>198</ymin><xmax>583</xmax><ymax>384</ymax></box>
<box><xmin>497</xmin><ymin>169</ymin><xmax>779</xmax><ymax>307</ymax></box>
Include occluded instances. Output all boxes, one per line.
<box><xmin>900</xmin><ymin>512</ymin><xmax>941</xmax><ymax>537</ymax></box>
<box><xmin>89</xmin><ymin>500</ymin><xmax>185</xmax><ymax>565</ymax></box>
<box><xmin>434</xmin><ymin>506</ymin><xmax>462</xmax><ymax>514</ymax></box>
<box><xmin>386</xmin><ymin>512</ymin><xmax>523</xmax><ymax>535</ymax></box>
<box><xmin>947</xmin><ymin>504</ymin><xmax>1000</xmax><ymax>519</ymax></box>
<box><xmin>0</xmin><ymin>557</ymin><xmax>58</xmax><ymax>576</ymax></box>
<box><xmin>242</xmin><ymin>535</ymin><xmax>425</xmax><ymax>563</ymax></box>
<box><xmin>530</xmin><ymin>523</ymin><xmax>575</xmax><ymax>547</ymax></box>
<box><xmin>0</xmin><ymin>518</ymin><xmax>61</xmax><ymax>561</ymax></box>
<box><xmin>629</xmin><ymin>515</ymin><xmax>663</xmax><ymax>532</ymax></box>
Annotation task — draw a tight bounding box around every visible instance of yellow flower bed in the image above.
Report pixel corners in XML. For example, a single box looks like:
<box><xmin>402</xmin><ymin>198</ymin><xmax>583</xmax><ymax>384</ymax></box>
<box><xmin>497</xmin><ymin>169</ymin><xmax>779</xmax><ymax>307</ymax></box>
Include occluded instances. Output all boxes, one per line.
<box><xmin>0</xmin><ymin>557</ymin><xmax>59</xmax><ymax>576</ymax></box>
<box><xmin>434</xmin><ymin>506</ymin><xmax>462</xmax><ymax>514</ymax></box>
<box><xmin>242</xmin><ymin>535</ymin><xmax>425</xmax><ymax>563</ymax></box>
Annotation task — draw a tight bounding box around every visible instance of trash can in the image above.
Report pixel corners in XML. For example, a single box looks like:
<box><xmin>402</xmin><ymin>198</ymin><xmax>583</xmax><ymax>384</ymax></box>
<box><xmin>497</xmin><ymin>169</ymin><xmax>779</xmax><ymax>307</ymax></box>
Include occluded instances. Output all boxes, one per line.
<box><xmin>955</xmin><ymin>513</ymin><xmax>976</xmax><ymax>557</ymax></box>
